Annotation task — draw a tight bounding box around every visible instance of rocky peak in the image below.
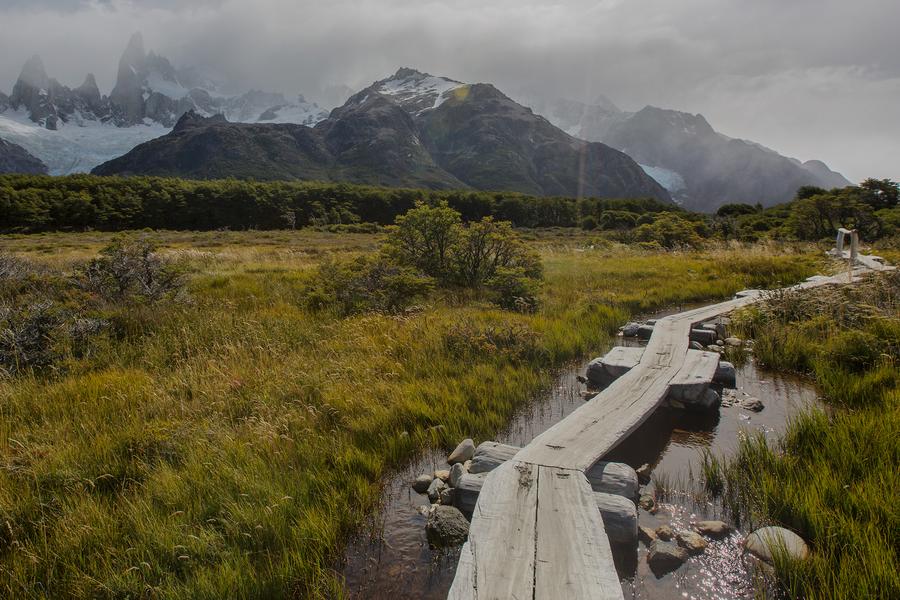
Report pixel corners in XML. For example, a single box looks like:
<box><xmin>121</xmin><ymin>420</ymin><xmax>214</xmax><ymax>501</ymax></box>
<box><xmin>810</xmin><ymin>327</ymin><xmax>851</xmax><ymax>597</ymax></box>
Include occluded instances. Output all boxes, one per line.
<box><xmin>173</xmin><ymin>110</ymin><xmax>228</xmax><ymax>132</ymax></box>
<box><xmin>632</xmin><ymin>106</ymin><xmax>716</xmax><ymax>138</ymax></box>
<box><xmin>366</xmin><ymin>68</ymin><xmax>466</xmax><ymax>116</ymax></box>
<box><xmin>75</xmin><ymin>73</ymin><xmax>102</xmax><ymax>107</ymax></box>
<box><xmin>10</xmin><ymin>55</ymin><xmax>61</xmax><ymax>129</ymax></box>
<box><xmin>15</xmin><ymin>55</ymin><xmax>51</xmax><ymax>91</ymax></box>
<box><xmin>111</xmin><ymin>32</ymin><xmax>149</xmax><ymax>124</ymax></box>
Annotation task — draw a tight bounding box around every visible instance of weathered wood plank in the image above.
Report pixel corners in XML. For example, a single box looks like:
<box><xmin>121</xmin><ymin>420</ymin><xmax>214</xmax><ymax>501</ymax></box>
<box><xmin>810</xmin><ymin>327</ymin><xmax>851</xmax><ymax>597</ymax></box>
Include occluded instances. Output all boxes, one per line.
<box><xmin>466</xmin><ymin>461</ymin><xmax>538</xmax><ymax>600</ymax></box>
<box><xmin>447</xmin><ymin>542</ymin><xmax>475</xmax><ymax>600</ymax></box>
<box><xmin>534</xmin><ymin>467</ymin><xmax>623</xmax><ymax>600</ymax></box>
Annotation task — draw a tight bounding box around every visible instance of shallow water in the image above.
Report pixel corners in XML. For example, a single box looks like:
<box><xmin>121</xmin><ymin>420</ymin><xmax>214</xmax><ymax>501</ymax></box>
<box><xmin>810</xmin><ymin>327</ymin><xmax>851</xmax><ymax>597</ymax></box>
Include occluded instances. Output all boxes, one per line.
<box><xmin>340</xmin><ymin>328</ymin><xmax>820</xmax><ymax>599</ymax></box>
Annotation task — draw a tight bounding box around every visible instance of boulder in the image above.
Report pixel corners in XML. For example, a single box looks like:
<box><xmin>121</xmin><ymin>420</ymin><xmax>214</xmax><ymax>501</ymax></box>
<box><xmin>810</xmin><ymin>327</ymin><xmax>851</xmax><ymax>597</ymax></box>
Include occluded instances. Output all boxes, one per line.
<box><xmin>448</xmin><ymin>438</ymin><xmax>476</xmax><ymax>464</ymax></box>
<box><xmin>638</xmin><ymin>526</ymin><xmax>657</xmax><ymax>546</ymax></box>
<box><xmin>724</xmin><ymin>337</ymin><xmax>743</xmax><ymax>347</ymax></box>
<box><xmin>647</xmin><ymin>540</ymin><xmax>688</xmax><ymax>575</ymax></box>
<box><xmin>621</xmin><ymin>322</ymin><xmax>641</xmax><ymax>337</ymax></box>
<box><xmin>449</xmin><ymin>462</ymin><xmax>466</xmax><ymax>488</ymax></box>
<box><xmin>586</xmin><ymin>461</ymin><xmax>640</xmax><ymax>498</ymax></box>
<box><xmin>690</xmin><ymin>328</ymin><xmax>718</xmax><ymax>345</ymax></box>
<box><xmin>637</xmin><ymin>324</ymin><xmax>655</xmax><ymax>340</ymax></box>
<box><xmin>694</xmin><ymin>520</ymin><xmax>731</xmax><ymax>539</ymax></box>
<box><xmin>412</xmin><ymin>474</ymin><xmax>433</xmax><ymax>494</ymax></box>
<box><xmin>425</xmin><ymin>505</ymin><xmax>470</xmax><ymax>547</ymax></box>
<box><xmin>690</xmin><ymin>341</ymin><xmax>705</xmax><ymax>351</ymax></box>
<box><xmin>741</xmin><ymin>397</ymin><xmax>765</xmax><ymax>412</ymax></box>
<box><xmin>676</xmin><ymin>530</ymin><xmax>708</xmax><ymax>555</ymax></box>
<box><xmin>427</xmin><ymin>477</ymin><xmax>447</xmax><ymax>503</ymax></box>
<box><xmin>439</xmin><ymin>487</ymin><xmax>455</xmax><ymax>506</ymax></box>
<box><xmin>635</xmin><ymin>463</ymin><xmax>652</xmax><ymax>485</ymax></box>
<box><xmin>594</xmin><ymin>492</ymin><xmax>638</xmax><ymax>546</ymax></box>
<box><xmin>655</xmin><ymin>525</ymin><xmax>674</xmax><ymax>541</ymax></box>
<box><xmin>468</xmin><ymin>441</ymin><xmax>518</xmax><ymax>474</ymax></box>
<box><xmin>714</xmin><ymin>361</ymin><xmax>737</xmax><ymax>388</ymax></box>
<box><xmin>454</xmin><ymin>472</ymin><xmax>487</xmax><ymax>514</ymax></box>
<box><xmin>745</xmin><ymin>526</ymin><xmax>809</xmax><ymax>563</ymax></box>
<box><xmin>434</xmin><ymin>469</ymin><xmax>450</xmax><ymax>482</ymax></box>
<box><xmin>639</xmin><ymin>494</ymin><xmax>656</xmax><ymax>512</ymax></box>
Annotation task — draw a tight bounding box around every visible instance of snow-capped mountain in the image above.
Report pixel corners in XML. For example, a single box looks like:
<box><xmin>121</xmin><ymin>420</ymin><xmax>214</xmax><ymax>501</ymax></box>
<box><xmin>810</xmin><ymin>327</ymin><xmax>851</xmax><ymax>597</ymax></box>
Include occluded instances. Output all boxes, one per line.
<box><xmin>0</xmin><ymin>33</ymin><xmax>332</xmax><ymax>174</ymax></box>
<box><xmin>526</xmin><ymin>96</ymin><xmax>852</xmax><ymax>210</ymax></box>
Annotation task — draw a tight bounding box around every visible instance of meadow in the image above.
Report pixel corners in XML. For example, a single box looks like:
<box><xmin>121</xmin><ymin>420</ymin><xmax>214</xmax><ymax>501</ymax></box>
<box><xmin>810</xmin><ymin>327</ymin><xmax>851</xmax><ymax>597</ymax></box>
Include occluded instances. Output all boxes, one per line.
<box><xmin>0</xmin><ymin>229</ymin><xmax>822</xmax><ymax>598</ymax></box>
<box><xmin>703</xmin><ymin>268</ymin><xmax>900</xmax><ymax>598</ymax></box>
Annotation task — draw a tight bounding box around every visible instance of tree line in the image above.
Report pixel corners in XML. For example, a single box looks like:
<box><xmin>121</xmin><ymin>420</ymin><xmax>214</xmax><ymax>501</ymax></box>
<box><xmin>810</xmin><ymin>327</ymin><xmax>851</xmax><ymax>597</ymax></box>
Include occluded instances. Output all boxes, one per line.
<box><xmin>0</xmin><ymin>174</ymin><xmax>672</xmax><ymax>233</ymax></box>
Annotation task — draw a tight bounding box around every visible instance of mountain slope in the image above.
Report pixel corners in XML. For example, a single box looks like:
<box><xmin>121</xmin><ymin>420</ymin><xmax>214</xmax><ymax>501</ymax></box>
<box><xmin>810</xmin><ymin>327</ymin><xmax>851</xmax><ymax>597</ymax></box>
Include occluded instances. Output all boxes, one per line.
<box><xmin>94</xmin><ymin>69</ymin><xmax>671</xmax><ymax>202</ymax></box>
<box><xmin>532</xmin><ymin>98</ymin><xmax>852</xmax><ymax>210</ymax></box>
<box><xmin>0</xmin><ymin>137</ymin><xmax>48</xmax><ymax>174</ymax></box>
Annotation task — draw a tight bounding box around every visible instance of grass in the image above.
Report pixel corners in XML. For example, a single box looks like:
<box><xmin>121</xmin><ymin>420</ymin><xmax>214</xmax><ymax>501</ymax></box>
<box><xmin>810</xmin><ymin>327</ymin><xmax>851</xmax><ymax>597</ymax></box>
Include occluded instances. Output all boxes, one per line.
<box><xmin>702</xmin><ymin>269</ymin><xmax>900</xmax><ymax>599</ymax></box>
<box><xmin>0</xmin><ymin>230</ymin><xmax>822</xmax><ymax>598</ymax></box>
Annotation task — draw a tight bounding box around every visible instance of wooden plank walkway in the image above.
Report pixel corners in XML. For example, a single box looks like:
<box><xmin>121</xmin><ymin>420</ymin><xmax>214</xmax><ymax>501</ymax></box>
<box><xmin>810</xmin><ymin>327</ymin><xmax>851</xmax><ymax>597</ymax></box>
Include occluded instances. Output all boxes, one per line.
<box><xmin>449</xmin><ymin>254</ymin><xmax>893</xmax><ymax>600</ymax></box>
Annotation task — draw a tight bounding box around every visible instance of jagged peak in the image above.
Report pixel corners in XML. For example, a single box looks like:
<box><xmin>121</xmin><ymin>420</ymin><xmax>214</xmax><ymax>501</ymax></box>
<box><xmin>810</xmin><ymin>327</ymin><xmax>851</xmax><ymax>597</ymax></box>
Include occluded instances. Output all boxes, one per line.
<box><xmin>17</xmin><ymin>54</ymin><xmax>50</xmax><ymax>88</ymax></box>
<box><xmin>124</xmin><ymin>32</ymin><xmax>146</xmax><ymax>60</ymax></box>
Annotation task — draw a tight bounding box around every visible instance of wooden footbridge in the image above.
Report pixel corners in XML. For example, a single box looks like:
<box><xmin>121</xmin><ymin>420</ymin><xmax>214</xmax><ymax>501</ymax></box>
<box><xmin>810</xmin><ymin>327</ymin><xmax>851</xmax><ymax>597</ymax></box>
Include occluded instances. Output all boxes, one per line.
<box><xmin>449</xmin><ymin>245</ymin><xmax>893</xmax><ymax>600</ymax></box>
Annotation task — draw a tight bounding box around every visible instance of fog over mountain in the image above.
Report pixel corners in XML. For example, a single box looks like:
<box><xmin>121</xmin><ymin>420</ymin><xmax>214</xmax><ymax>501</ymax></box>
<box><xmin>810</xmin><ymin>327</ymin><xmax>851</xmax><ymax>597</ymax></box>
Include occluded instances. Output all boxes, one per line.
<box><xmin>1</xmin><ymin>0</ymin><xmax>898</xmax><ymax>183</ymax></box>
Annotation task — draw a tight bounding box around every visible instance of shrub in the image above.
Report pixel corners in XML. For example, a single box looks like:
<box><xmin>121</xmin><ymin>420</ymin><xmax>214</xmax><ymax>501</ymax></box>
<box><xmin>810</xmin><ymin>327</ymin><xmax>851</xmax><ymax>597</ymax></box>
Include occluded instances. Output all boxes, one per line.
<box><xmin>304</xmin><ymin>255</ymin><xmax>434</xmax><ymax>316</ymax></box>
<box><xmin>449</xmin><ymin>217</ymin><xmax>542</xmax><ymax>287</ymax></box>
<box><xmin>0</xmin><ymin>301</ymin><xmax>64</xmax><ymax>375</ymax></box>
<box><xmin>77</xmin><ymin>236</ymin><xmax>185</xmax><ymax>303</ymax></box>
<box><xmin>580</xmin><ymin>215</ymin><xmax>598</xmax><ymax>230</ymax></box>
<box><xmin>633</xmin><ymin>212</ymin><xmax>704</xmax><ymax>248</ymax></box>
<box><xmin>383</xmin><ymin>200</ymin><xmax>460</xmax><ymax>278</ymax></box>
<box><xmin>486</xmin><ymin>267</ymin><xmax>541</xmax><ymax>312</ymax></box>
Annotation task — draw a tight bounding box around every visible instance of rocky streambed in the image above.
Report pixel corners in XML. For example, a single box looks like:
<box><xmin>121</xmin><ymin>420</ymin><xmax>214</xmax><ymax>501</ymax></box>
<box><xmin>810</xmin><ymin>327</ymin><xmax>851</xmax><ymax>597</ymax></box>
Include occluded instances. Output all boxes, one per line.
<box><xmin>341</xmin><ymin>315</ymin><xmax>820</xmax><ymax>599</ymax></box>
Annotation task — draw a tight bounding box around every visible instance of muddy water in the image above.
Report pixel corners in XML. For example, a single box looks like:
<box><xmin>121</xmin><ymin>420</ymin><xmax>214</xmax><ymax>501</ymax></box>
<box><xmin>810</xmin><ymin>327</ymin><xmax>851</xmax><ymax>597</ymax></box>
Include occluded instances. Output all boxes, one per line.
<box><xmin>340</xmin><ymin>328</ymin><xmax>820</xmax><ymax>599</ymax></box>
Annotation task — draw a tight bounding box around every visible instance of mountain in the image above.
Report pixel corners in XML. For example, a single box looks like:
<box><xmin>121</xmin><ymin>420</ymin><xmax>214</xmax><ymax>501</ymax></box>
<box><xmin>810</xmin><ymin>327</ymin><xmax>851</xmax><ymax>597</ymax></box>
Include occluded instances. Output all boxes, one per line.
<box><xmin>0</xmin><ymin>33</ymin><xmax>332</xmax><ymax>175</ymax></box>
<box><xmin>0</xmin><ymin>137</ymin><xmax>48</xmax><ymax>174</ymax></box>
<box><xmin>94</xmin><ymin>69</ymin><xmax>671</xmax><ymax>202</ymax></box>
<box><xmin>529</xmin><ymin>98</ymin><xmax>852</xmax><ymax>211</ymax></box>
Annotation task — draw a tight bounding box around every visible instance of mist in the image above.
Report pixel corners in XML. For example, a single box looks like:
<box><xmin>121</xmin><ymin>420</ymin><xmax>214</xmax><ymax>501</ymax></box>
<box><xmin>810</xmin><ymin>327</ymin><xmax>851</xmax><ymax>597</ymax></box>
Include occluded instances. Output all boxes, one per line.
<box><xmin>1</xmin><ymin>0</ymin><xmax>898</xmax><ymax>182</ymax></box>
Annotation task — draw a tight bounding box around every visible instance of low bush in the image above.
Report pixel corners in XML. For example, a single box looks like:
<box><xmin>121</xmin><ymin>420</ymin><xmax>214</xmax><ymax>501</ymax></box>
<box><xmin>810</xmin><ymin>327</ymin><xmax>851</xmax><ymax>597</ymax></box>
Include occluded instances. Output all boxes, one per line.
<box><xmin>76</xmin><ymin>235</ymin><xmax>185</xmax><ymax>303</ymax></box>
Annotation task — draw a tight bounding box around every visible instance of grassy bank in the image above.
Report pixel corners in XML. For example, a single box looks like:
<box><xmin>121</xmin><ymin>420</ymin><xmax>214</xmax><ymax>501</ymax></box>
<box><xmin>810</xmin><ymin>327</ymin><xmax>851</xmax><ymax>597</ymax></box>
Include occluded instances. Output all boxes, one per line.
<box><xmin>703</xmin><ymin>269</ymin><xmax>900</xmax><ymax>598</ymax></box>
<box><xmin>0</xmin><ymin>231</ymin><xmax>820</xmax><ymax>598</ymax></box>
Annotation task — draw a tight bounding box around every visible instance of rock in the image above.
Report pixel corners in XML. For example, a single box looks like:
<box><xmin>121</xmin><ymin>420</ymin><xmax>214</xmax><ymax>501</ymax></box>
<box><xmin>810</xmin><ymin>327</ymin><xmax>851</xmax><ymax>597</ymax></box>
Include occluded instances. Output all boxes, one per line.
<box><xmin>637</xmin><ymin>324</ymin><xmax>655</xmax><ymax>340</ymax></box>
<box><xmin>449</xmin><ymin>462</ymin><xmax>466</xmax><ymax>488</ymax></box>
<box><xmin>576</xmin><ymin>374</ymin><xmax>588</xmax><ymax>384</ymax></box>
<box><xmin>725</xmin><ymin>337</ymin><xmax>743</xmax><ymax>347</ymax></box>
<box><xmin>676</xmin><ymin>530</ymin><xmax>708</xmax><ymax>555</ymax></box>
<box><xmin>439</xmin><ymin>487</ymin><xmax>455</xmax><ymax>506</ymax></box>
<box><xmin>594</xmin><ymin>492</ymin><xmax>638</xmax><ymax>546</ymax></box>
<box><xmin>741</xmin><ymin>397</ymin><xmax>765</xmax><ymax>412</ymax></box>
<box><xmin>655</xmin><ymin>525</ymin><xmax>674</xmax><ymax>541</ymax></box>
<box><xmin>586</xmin><ymin>461</ymin><xmax>640</xmax><ymax>498</ymax></box>
<box><xmin>427</xmin><ymin>477</ymin><xmax>447</xmax><ymax>503</ymax></box>
<box><xmin>690</xmin><ymin>328</ymin><xmax>718</xmax><ymax>345</ymax></box>
<box><xmin>690</xmin><ymin>341</ymin><xmax>705</xmax><ymax>351</ymax></box>
<box><xmin>638</xmin><ymin>526</ymin><xmax>657</xmax><ymax>546</ymax></box>
<box><xmin>647</xmin><ymin>540</ymin><xmax>688</xmax><ymax>575</ymax></box>
<box><xmin>621</xmin><ymin>322</ymin><xmax>641</xmax><ymax>337</ymax></box>
<box><xmin>434</xmin><ymin>469</ymin><xmax>450</xmax><ymax>482</ymax></box>
<box><xmin>639</xmin><ymin>494</ymin><xmax>656</xmax><ymax>512</ymax></box>
<box><xmin>412</xmin><ymin>474</ymin><xmax>433</xmax><ymax>494</ymax></box>
<box><xmin>468</xmin><ymin>441</ymin><xmax>518</xmax><ymax>473</ymax></box>
<box><xmin>714</xmin><ymin>360</ymin><xmax>737</xmax><ymax>388</ymax></box>
<box><xmin>425</xmin><ymin>505</ymin><xmax>469</xmax><ymax>547</ymax></box>
<box><xmin>694</xmin><ymin>520</ymin><xmax>731</xmax><ymax>539</ymax></box>
<box><xmin>635</xmin><ymin>463</ymin><xmax>652</xmax><ymax>485</ymax></box>
<box><xmin>463</xmin><ymin>460</ymin><xmax>472</xmax><ymax>471</ymax></box>
<box><xmin>707</xmin><ymin>345</ymin><xmax>724</xmax><ymax>353</ymax></box>
<box><xmin>580</xmin><ymin>390</ymin><xmax>598</xmax><ymax>400</ymax></box>
<box><xmin>448</xmin><ymin>438</ymin><xmax>475</xmax><ymax>464</ymax></box>
<box><xmin>745</xmin><ymin>526</ymin><xmax>809</xmax><ymax>563</ymax></box>
<box><xmin>454</xmin><ymin>472</ymin><xmax>487</xmax><ymax>514</ymax></box>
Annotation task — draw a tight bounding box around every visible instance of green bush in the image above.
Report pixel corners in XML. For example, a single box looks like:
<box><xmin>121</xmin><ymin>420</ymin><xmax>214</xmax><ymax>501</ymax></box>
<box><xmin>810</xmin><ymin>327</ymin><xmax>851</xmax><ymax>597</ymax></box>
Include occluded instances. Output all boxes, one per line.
<box><xmin>486</xmin><ymin>267</ymin><xmax>541</xmax><ymax>312</ymax></box>
<box><xmin>304</xmin><ymin>255</ymin><xmax>434</xmax><ymax>316</ymax></box>
<box><xmin>77</xmin><ymin>235</ymin><xmax>185</xmax><ymax>303</ymax></box>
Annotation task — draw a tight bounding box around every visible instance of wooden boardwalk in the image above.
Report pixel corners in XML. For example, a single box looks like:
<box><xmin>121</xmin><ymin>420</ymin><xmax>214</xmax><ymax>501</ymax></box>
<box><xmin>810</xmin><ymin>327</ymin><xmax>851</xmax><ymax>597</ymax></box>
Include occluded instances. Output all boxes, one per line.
<box><xmin>449</xmin><ymin>255</ymin><xmax>893</xmax><ymax>600</ymax></box>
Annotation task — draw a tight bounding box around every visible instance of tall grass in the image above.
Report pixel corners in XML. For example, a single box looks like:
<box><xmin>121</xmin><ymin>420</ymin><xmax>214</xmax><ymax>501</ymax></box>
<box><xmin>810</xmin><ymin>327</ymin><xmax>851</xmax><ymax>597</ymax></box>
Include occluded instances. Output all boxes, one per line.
<box><xmin>0</xmin><ymin>232</ymin><xmax>821</xmax><ymax>598</ymax></box>
<box><xmin>704</xmin><ymin>269</ymin><xmax>900</xmax><ymax>598</ymax></box>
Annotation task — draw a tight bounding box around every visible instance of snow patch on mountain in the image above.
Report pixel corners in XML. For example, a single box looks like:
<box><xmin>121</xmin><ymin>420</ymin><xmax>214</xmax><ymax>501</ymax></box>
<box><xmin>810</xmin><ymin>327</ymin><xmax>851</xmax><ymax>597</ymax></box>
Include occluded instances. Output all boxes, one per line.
<box><xmin>0</xmin><ymin>109</ymin><xmax>168</xmax><ymax>175</ymax></box>
<box><xmin>374</xmin><ymin>69</ymin><xmax>464</xmax><ymax>114</ymax></box>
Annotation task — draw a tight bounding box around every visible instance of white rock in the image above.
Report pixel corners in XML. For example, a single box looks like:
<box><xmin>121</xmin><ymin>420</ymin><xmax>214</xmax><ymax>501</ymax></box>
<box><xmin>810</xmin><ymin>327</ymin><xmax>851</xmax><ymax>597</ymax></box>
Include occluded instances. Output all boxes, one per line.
<box><xmin>745</xmin><ymin>526</ymin><xmax>809</xmax><ymax>563</ymax></box>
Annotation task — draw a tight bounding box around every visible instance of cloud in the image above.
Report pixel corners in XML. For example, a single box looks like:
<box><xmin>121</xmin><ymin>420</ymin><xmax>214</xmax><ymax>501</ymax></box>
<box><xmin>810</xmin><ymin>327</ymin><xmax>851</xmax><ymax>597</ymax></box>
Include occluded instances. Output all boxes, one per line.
<box><xmin>0</xmin><ymin>0</ymin><xmax>897</xmax><ymax>180</ymax></box>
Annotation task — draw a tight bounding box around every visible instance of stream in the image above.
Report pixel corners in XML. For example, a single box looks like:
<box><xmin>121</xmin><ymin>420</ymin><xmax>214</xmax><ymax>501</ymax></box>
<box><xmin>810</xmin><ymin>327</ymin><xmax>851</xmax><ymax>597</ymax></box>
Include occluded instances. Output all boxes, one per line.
<box><xmin>340</xmin><ymin>311</ymin><xmax>821</xmax><ymax>599</ymax></box>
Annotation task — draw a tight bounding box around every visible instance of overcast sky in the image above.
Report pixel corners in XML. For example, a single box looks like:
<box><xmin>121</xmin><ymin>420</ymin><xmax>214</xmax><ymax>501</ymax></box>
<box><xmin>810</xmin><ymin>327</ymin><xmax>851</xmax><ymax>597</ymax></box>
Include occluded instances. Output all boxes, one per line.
<box><xmin>1</xmin><ymin>0</ymin><xmax>897</xmax><ymax>182</ymax></box>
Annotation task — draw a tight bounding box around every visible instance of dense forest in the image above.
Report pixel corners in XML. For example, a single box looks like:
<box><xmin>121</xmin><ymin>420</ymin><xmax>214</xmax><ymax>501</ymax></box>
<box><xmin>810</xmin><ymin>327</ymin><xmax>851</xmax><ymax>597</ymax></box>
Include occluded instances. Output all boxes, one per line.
<box><xmin>1</xmin><ymin>175</ymin><xmax>898</xmax><ymax>245</ymax></box>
